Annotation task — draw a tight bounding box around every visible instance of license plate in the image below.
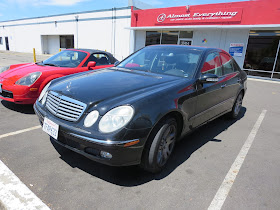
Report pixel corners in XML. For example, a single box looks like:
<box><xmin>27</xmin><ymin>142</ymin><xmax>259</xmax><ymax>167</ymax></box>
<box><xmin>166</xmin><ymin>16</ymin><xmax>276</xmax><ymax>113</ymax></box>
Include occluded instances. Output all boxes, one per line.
<box><xmin>43</xmin><ymin>118</ymin><xmax>59</xmax><ymax>140</ymax></box>
<box><xmin>0</xmin><ymin>84</ymin><xmax>2</xmax><ymax>94</ymax></box>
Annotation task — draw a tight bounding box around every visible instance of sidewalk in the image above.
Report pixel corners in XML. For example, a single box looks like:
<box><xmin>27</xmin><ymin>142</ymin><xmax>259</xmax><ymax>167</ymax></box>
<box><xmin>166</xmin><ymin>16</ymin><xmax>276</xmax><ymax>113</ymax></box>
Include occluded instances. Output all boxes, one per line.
<box><xmin>0</xmin><ymin>51</ymin><xmax>52</xmax><ymax>67</ymax></box>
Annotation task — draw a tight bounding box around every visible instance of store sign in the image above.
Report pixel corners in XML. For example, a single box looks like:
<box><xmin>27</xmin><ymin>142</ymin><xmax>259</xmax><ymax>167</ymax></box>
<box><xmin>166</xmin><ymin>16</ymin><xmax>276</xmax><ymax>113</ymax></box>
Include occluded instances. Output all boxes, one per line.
<box><xmin>179</xmin><ymin>40</ymin><xmax>192</xmax><ymax>45</ymax></box>
<box><xmin>229</xmin><ymin>43</ymin><xmax>244</xmax><ymax>57</ymax></box>
<box><xmin>156</xmin><ymin>8</ymin><xmax>242</xmax><ymax>24</ymax></box>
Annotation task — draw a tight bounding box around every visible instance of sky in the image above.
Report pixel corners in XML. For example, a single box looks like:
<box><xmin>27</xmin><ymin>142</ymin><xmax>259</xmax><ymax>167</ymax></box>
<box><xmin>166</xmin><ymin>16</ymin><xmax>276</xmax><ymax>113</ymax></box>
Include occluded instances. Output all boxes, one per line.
<box><xmin>0</xmin><ymin>0</ymin><xmax>249</xmax><ymax>22</ymax></box>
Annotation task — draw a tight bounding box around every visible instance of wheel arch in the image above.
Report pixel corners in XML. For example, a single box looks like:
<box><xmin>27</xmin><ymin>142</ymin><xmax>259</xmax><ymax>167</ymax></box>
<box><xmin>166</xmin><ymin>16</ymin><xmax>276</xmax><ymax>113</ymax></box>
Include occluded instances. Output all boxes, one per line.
<box><xmin>147</xmin><ymin>110</ymin><xmax>185</xmax><ymax>144</ymax></box>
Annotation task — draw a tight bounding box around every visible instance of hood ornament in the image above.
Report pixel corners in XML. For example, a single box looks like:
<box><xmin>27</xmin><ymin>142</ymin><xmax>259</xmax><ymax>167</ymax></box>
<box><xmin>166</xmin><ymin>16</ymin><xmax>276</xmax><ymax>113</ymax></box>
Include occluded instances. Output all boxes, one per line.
<box><xmin>66</xmin><ymin>82</ymin><xmax>72</xmax><ymax>92</ymax></box>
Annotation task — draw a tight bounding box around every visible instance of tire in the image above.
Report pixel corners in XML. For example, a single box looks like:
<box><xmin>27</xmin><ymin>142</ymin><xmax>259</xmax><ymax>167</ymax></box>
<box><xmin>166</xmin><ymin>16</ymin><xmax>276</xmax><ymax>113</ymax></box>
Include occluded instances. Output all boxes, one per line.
<box><xmin>141</xmin><ymin>118</ymin><xmax>177</xmax><ymax>173</ymax></box>
<box><xmin>228</xmin><ymin>92</ymin><xmax>243</xmax><ymax>119</ymax></box>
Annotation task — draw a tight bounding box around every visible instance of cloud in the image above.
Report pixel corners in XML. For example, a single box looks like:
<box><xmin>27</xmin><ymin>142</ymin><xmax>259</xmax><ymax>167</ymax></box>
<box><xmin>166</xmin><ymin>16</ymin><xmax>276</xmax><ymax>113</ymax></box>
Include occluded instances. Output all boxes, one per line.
<box><xmin>8</xmin><ymin>0</ymin><xmax>88</xmax><ymax>7</ymax></box>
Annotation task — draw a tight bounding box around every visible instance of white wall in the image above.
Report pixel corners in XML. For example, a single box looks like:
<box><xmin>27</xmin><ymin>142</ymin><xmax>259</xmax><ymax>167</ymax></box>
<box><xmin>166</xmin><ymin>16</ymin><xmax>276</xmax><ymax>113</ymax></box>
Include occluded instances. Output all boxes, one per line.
<box><xmin>193</xmin><ymin>28</ymin><xmax>249</xmax><ymax>68</ymax></box>
<box><xmin>0</xmin><ymin>7</ymin><xmax>131</xmax><ymax>60</ymax></box>
<box><xmin>41</xmin><ymin>35</ymin><xmax>61</xmax><ymax>54</ymax></box>
<box><xmin>135</xmin><ymin>30</ymin><xmax>146</xmax><ymax>51</ymax></box>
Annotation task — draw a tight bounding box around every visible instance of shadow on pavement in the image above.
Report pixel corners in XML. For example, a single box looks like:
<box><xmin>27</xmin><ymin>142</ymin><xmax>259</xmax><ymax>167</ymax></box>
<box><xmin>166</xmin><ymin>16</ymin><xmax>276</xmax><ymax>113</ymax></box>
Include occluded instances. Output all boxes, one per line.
<box><xmin>52</xmin><ymin>107</ymin><xmax>246</xmax><ymax>187</ymax></box>
<box><xmin>1</xmin><ymin>100</ymin><xmax>35</xmax><ymax>114</ymax></box>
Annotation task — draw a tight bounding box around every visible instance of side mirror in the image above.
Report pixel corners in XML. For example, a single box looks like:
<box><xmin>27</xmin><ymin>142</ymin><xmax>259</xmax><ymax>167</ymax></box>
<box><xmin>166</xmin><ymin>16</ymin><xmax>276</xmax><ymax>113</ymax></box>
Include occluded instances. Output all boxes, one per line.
<box><xmin>114</xmin><ymin>61</ymin><xmax>120</xmax><ymax>66</ymax></box>
<box><xmin>199</xmin><ymin>73</ymin><xmax>219</xmax><ymax>83</ymax></box>
<box><xmin>87</xmin><ymin>61</ymin><xmax>96</xmax><ymax>69</ymax></box>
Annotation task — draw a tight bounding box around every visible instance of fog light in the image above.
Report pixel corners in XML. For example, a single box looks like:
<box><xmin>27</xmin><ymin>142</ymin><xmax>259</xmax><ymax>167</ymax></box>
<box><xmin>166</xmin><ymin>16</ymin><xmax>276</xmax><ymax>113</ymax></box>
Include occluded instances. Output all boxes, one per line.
<box><xmin>100</xmin><ymin>151</ymin><xmax>112</xmax><ymax>159</ymax></box>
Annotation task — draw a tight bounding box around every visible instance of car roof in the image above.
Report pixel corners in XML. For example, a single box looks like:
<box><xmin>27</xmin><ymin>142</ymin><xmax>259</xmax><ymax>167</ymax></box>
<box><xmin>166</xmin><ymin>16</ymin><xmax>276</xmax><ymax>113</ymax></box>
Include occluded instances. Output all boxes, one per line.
<box><xmin>145</xmin><ymin>44</ymin><xmax>223</xmax><ymax>53</ymax></box>
<box><xmin>66</xmin><ymin>48</ymin><xmax>111</xmax><ymax>55</ymax></box>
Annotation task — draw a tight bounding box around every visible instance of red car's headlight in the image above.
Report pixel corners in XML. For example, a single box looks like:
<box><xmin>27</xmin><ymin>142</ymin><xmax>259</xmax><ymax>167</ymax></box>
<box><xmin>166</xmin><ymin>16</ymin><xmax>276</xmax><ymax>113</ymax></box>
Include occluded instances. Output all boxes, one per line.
<box><xmin>15</xmin><ymin>72</ymin><xmax>42</xmax><ymax>86</ymax></box>
<box><xmin>0</xmin><ymin>65</ymin><xmax>10</xmax><ymax>73</ymax></box>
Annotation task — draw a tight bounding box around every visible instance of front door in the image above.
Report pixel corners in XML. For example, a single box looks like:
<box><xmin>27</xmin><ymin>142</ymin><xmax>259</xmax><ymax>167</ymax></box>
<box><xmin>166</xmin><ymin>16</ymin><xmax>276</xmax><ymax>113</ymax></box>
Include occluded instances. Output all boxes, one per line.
<box><xmin>5</xmin><ymin>37</ymin><xmax>9</xmax><ymax>51</ymax></box>
<box><xmin>192</xmin><ymin>51</ymin><xmax>227</xmax><ymax>128</ymax></box>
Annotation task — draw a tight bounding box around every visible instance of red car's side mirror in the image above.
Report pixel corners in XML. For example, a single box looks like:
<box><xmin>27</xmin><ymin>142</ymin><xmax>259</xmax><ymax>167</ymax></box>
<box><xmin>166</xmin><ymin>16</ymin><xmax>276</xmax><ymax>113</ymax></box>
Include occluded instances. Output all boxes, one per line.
<box><xmin>87</xmin><ymin>61</ymin><xmax>96</xmax><ymax>69</ymax></box>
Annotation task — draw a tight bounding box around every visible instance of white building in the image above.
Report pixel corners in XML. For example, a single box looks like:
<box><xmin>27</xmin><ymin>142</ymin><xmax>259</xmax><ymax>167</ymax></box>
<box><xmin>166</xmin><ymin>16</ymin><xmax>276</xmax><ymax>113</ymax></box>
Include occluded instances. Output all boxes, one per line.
<box><xmin>0</xmin><ymin>6</ymin><xmax>132</xmax><ymax>60</ymax></box>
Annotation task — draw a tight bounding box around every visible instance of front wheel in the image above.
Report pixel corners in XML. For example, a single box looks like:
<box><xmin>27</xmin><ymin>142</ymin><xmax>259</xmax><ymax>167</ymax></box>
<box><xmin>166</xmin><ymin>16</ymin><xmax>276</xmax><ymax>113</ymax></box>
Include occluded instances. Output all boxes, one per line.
<box><xmin>228</xmin><ymin>92</ymin><xmax>243</xmax><ymax>119</ymax></box>
<box><xmin>141</xmin><ymin>118</ymin><xmax>177</xmax><ymax>173</ymax></box>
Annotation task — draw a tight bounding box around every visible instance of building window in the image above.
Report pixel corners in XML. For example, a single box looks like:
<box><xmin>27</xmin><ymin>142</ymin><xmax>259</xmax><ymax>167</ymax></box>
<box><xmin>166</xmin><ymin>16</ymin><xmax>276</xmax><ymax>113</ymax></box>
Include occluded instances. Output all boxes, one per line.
<box><xmin>145</xmin><ymin>31</ymin><xmax>193</xmax><ymax>46</ymax></box>
<box><xmin>179</xmin><ymin>31</ymin><xmax>193</xmax><ymax>39</ymax></box>
<box><xmin>60</xmin><ymin>35</ymin><xmax>74</xmax><ymax>49</ymax></box>
<box><xmin>244</xmin><ymin>30</ymin><xmax>280</xmax><ymax>79</ymax></box>
<box><xmin>161</xmin><ymin>31</ymin><xmax>178</xmax><ymax>44</ymax></box>
<box><xmin>0</xmin><ymin>37</ymin><xmax>2</xmax><ymax>45</ymax></box>
<box><xmin>145</xmin><ymin>31</ymin><xmax>161</xmax><ymax>46</ymax></box>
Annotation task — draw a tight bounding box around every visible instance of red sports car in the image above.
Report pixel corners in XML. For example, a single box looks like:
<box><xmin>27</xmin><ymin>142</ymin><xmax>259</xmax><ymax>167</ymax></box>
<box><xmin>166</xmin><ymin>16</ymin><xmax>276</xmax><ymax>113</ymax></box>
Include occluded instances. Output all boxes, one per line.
<box><xmin>0</xmin><ymin>49</ymin><xmax>117</xmax><ymax>104</ymax></box>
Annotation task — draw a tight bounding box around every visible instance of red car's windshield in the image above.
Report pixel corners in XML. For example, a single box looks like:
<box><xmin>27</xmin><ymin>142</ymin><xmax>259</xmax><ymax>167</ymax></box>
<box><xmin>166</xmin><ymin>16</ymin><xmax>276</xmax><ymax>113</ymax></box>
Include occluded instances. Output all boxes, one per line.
<box><xmin>39</xmin><ymin>50</ymin><xmax>87</xmax><ymax>68</ymax></box>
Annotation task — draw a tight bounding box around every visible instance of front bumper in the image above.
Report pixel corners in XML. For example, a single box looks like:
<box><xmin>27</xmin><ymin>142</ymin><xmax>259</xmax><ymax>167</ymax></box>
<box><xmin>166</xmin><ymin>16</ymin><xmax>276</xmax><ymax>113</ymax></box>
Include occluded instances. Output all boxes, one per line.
<box><xmin>34</xmin><ymin>101</ymin><xmax>150</xmax><ymax>167</ymax></box>
<box><xmin>0</xmin><ymin>78</ymin><xmax>39</xmax><ymax>104</ymax></box>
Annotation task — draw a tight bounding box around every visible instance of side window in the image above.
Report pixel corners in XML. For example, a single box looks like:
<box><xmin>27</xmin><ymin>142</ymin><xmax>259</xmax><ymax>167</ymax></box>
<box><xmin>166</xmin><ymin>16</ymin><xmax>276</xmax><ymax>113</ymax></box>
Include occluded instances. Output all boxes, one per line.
<box><xmin>83</xmin><ymin>53</ymin><xmax>111</xmax><ymax>67</ymax></box>
<box><xmin>220</xmin><ymin>53</ymin><xmax>235</xmax><ymax>75</ymax></box>
<box><xmin>201</xmin><ymin>52</ymin><xmax>223</xmax><ymax>76</ymax></box>
<box><xmin>94</xmin><ymin>53</ymin><xmax>111</xmax><ymax>66</ymax></box>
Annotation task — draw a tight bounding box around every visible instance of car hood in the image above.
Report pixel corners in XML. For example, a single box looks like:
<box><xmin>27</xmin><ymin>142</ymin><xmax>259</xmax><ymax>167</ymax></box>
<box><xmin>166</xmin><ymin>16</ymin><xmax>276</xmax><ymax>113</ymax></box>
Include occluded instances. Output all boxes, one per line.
<box><xmin>50</xmin><ymin>68</ymin><xmax>184</xmax><ymax>113</ymax></box>
<box><xmin>0</xmin><ymin>63</ymin><xmax>64</xmax><ymax>82</ymax></box>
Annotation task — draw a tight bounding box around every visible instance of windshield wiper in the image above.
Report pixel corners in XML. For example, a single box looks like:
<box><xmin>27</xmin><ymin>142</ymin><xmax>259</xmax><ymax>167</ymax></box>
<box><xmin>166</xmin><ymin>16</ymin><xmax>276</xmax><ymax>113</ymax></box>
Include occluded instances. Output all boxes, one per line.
<box><xmin>43</xmin><ymin>63</ymin><xmax>59</xmax><ymax>67</ymax></box>
<box><xmin>35</xmin><ymin>61</ymin><xmax>44</xmax><ymax>66</ymax></box>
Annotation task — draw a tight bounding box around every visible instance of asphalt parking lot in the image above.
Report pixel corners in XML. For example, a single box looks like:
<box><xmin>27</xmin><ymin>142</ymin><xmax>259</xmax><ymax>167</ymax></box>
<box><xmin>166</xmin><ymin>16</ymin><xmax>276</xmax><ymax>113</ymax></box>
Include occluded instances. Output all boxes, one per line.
<box><xmin>1</xmin><ymin>52</ymin><xmax>280</xmax><ymax>210</ymax></box>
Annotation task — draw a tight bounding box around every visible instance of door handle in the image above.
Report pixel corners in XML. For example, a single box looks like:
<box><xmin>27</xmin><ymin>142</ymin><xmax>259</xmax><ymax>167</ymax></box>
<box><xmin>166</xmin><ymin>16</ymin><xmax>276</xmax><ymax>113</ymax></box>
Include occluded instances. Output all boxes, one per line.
<box><xmin>221</xmin><ymin>84</ymin><xmax>227</xmax><ymax>88</ymax></box>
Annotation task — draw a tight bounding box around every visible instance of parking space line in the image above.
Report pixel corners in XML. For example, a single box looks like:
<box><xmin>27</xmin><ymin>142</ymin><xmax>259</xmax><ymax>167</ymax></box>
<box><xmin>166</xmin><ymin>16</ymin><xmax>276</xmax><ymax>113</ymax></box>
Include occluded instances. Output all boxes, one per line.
<box><xmin>0</xmin><ymin>126</ymin><xmax>41</xmax><ymax>139</ymax></box>
<box><xmin>208</xmin><ymin>109</ymin><xmax>267</xmax><ymax>210</ymax></box>
<box><xmin>0</xmin><ymin>160</ymin><xmax>50</xmax><ymax>210</ymax></box>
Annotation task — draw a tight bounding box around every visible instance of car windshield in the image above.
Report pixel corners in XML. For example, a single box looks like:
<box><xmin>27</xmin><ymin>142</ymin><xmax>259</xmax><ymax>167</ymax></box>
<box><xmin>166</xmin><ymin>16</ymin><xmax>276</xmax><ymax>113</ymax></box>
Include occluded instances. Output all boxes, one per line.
<box><xmin>117</xmin><ymin>46</ymin><xmax>203</xmax><ymax>78</ymax></box>
<box><xmin>40</xmin><ymin>50</ymin><xmax>87</xmax><ymax>67</ymax></box>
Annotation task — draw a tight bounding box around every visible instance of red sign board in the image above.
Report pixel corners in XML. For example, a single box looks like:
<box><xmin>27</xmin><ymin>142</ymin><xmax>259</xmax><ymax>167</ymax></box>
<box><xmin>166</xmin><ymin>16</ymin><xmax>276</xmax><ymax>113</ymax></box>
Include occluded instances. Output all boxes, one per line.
<box><xmin>155</xmin><ymin>8</ymin><xmax>243</xmax><ymax>25</ymax></box>
<box><xmin>131</xmin><ymin>0</ymin><xmax>280</xmax><ymax>27</ymax></box>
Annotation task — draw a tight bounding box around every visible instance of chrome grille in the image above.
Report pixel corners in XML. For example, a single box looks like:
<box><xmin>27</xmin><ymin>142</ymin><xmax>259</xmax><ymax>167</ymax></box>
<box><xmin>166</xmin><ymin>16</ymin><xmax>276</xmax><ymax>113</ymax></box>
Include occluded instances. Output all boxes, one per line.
<box><xmin>46</xmin><ymin>91</ymin><xmax>86</xmax><ymax>122</ymax></box>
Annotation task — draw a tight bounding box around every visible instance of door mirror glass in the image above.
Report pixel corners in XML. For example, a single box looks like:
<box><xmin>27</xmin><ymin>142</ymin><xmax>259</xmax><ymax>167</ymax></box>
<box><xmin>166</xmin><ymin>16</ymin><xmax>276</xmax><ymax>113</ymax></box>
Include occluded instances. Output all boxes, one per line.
<box><xmin>87</xmin><ymin>61</ymin><xmax>96</xmax><ymax>69</ymax></box>
<box><xmin>200</xmin><ymin>73</ymin><xmax>219</xmax><ymax>83</ymax></box>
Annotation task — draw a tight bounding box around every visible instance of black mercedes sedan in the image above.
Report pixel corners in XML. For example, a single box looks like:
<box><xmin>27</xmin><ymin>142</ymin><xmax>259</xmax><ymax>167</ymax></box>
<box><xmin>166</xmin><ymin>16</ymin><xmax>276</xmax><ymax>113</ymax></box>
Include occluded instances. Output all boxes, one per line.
<box><xmin>34</xmin><ymin>45</ymin><xmax>247</xmax><ymax>173</ymax></box>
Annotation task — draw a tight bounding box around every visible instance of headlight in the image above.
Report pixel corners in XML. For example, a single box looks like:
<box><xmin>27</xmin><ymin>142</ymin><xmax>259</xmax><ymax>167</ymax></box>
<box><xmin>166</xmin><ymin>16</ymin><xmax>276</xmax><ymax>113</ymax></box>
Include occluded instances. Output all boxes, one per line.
<box><xmin>38</xmin><ymin>81</ymin><xmax>52</xmax><ymax>104</ymax></box>
<box><xmin>99</xmin><ymin>106</ymin><xmax>134</xmax><ymax>133</ymax></box>
<box><xmin>0</xmin><ymin>66</ymin><xmax>10</xmax><ymax>73</ymax></box>
<box><xmin>84</xmin><ymin>110</ymin><xmax>99</xmax><ymax>127</ymax></box>
<box><xmin>15</xmin><ymin>72</ymin><xmax>42</xmax><ymax>86</ymax></box>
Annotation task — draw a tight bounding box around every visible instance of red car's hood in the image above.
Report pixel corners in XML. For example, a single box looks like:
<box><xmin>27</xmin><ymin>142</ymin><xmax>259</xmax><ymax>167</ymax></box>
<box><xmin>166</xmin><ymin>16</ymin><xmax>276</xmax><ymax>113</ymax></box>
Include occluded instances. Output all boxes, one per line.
<box><xmin>0</xmin><ymin>63</ymin><xmax>63</xmax><ymax>82</ymax></box>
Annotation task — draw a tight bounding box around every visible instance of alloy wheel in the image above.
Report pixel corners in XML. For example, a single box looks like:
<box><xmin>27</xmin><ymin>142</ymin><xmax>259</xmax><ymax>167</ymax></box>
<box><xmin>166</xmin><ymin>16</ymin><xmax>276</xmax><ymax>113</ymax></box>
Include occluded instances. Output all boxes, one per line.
<box><xmin>157</xmin><ymin>124</ymin><xmax>176</xmax><ymax>167</ymax></box>
<box><xmin>234</xmin><ymin>94</ymin><xmax>243</xmax><ymax>116</ymax></box>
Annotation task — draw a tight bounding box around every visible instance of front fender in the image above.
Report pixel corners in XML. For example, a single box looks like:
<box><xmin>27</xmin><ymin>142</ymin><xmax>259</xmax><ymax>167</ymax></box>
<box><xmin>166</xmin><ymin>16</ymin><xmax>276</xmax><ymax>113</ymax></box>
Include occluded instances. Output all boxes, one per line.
<box><xmin>9</xmin><ymin>63</ymin><xmax>30</xmax><ymax>69</ymax></box>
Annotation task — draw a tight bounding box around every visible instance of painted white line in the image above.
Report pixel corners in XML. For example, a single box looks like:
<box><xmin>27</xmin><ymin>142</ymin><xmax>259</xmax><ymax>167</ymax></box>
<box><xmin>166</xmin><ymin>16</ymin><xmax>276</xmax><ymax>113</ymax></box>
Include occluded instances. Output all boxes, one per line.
<box><xmin>208</xmin><ymin>109</ymin><xmax>267</xmax><ymax>210</ymax></box>
<box><xmin>0</xmin><ymin>126</ymin><xmax>41</xmax><ymax>139</ymax></box>
<box><xmin>0</xmin><ymin>160</ymin><xmax>50</xmax><ymax>210</ymax></box>
<box><xmin>248</xmin><ymin>78</ymin><xmax>280</xmax><ymax>84</ymax></box>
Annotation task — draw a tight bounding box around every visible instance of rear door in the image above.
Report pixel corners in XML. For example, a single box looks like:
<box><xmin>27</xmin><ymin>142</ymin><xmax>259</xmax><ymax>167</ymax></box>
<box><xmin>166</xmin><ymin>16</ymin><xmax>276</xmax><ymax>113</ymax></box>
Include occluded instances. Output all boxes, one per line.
<box><xmin>192</xmin><ymin>51</ymin><xmax>227</xmax><ymax>127</ymax></box>
<box><xmin>219</xmin><ymin>52</ymin><xmax>242</xmax><ymax>110</ymax></box>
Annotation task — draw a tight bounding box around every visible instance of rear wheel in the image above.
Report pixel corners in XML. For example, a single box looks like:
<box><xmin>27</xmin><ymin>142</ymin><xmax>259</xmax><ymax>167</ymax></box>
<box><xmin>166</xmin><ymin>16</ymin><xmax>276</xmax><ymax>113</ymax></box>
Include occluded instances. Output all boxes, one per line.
<box><xmin>141</xmin><ymin>118</ymin><xmax>177</xmax><ymax>173</ymax></box>
<box><xmin>228</xmin><ymin>92</ymin><xmax>243</xmax><ymax>119</ymax></box>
